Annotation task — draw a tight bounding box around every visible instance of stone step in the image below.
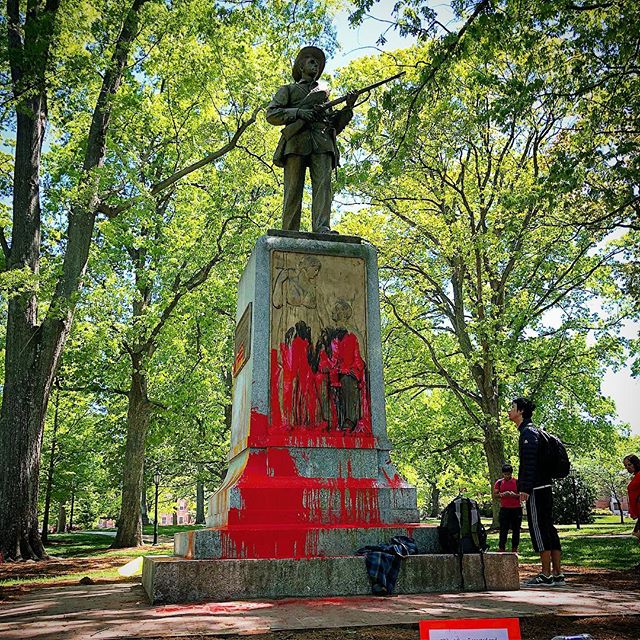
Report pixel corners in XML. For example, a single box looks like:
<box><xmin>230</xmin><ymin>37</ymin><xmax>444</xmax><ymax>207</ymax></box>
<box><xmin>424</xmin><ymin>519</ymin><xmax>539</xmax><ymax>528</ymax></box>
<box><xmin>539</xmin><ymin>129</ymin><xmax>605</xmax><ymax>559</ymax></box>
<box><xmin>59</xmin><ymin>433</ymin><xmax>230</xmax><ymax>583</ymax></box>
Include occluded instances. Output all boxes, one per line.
<box><xmin>143</xmin><ymin>552</ymin><xmax>519</xmax><ymax>604</ymax></box>
<box><xmin>175</xmin><ymin>524</ymin><xmax>441</xmax><ymax>559</ymax></box>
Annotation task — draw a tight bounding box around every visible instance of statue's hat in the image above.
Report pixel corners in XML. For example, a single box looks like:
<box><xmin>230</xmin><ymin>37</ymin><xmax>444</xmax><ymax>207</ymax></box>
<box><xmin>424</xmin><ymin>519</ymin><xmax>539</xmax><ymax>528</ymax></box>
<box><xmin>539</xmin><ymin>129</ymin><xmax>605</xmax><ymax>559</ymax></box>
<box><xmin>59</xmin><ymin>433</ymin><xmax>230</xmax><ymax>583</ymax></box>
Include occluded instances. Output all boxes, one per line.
<box><xmin>292</xmin><ymin>46</ymin><xmax>326</xmax><ymax>82</ymax></box>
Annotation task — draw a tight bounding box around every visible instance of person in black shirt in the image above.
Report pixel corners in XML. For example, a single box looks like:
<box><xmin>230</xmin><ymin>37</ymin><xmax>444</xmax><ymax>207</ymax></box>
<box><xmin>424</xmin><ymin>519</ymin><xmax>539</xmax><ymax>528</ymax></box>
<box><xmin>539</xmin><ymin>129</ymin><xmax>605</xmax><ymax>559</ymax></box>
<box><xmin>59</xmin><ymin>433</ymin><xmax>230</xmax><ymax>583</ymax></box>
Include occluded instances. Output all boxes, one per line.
<box><xmin>509</xmin><ymin>397</ymin><xmax>564</xmax><ymax>587</ymax></box>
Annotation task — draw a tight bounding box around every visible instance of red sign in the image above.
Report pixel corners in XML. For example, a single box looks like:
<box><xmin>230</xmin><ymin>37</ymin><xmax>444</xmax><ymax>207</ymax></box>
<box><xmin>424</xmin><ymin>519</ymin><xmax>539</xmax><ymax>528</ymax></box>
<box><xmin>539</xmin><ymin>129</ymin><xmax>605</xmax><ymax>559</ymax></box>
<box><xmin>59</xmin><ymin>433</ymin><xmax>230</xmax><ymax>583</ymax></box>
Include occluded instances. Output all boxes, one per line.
<box><xmin>420</xmin><ymin>618</ymin><xmax>521</xmax><ymax>640</ymax></box>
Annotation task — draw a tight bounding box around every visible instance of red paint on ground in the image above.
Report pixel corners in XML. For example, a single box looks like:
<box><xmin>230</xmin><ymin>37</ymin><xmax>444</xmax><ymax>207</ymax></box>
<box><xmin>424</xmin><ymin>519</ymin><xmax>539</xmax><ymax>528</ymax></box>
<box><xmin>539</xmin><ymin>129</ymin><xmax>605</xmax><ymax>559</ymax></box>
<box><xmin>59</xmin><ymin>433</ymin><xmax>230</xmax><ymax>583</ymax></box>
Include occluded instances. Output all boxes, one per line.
<box><xmin>155</xmin><ymin>601</ymin><xmax>274</xmax><ymax>616</ymax></box>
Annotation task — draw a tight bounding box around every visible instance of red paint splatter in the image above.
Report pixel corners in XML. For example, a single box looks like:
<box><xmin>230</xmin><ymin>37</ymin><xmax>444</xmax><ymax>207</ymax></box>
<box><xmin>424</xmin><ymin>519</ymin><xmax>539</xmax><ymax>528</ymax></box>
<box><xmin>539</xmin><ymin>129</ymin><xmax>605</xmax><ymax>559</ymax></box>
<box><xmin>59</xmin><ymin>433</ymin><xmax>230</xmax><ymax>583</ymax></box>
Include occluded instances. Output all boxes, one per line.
<box><xmin>317</xmin><ymin>331</ymin><xmax>370</xmax><ymax>433</ymax></box>
<box><xmin>200</xmin><ymin>317</ymin><xmax>416</xmax><ymax>561</ymax></box>
<box><xmin>248</xmin><ymin>409</ymin><xmax>268</xmax><ymax>446</ymax></box>
<box><xmin>269</xmin><ymin>349</ymin><xmax>282</xmax><ymax>430</ymax></box>
<box><xmin>270</xmin><ymin>327</ymin><xmax>372</xmax><ymax>435</ymax></box>
<box><xmin>155</xmin><ymin>601</ymin><xmax>273</xmax><ymax>615</ymax></box>
<box><xmin>381</xmin><ymin>467</ymin><xmax>404</xmax><ymax>489</ymax></box>
<box><xmin>189</xmin><ymin>435</ymin><xmax>427</xmax><ymax>559</ymax></box>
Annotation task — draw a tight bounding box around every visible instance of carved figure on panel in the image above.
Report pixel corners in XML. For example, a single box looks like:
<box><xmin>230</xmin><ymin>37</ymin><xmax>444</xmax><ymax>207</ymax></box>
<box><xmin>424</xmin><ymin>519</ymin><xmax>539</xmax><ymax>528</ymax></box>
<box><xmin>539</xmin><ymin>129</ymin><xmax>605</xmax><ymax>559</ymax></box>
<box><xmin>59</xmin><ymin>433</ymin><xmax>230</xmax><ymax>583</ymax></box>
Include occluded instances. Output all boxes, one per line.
<box><xmin>270</xmin><ymin>252</ymin><xmax>371</xmax><ymax>434</ymax></box>
<box><xmin>317</xmin><ymin>300</ymin><xmax>369</xmax><ymax>432</ymax></box>
<box><xmin>272</xmin><ymin>254</ymin><xmax>325</xmax><ymax>342</ymax></box>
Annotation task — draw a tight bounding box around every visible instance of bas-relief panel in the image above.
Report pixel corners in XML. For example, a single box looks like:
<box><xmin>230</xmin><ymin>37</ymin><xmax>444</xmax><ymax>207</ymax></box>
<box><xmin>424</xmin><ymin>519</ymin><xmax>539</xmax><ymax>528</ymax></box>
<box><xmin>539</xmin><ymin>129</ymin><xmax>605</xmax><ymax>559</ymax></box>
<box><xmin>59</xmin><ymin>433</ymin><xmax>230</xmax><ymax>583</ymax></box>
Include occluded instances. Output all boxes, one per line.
<box><xmin>230</xmin><ymin>303</ymin><xmax>252</xmax><ymax>458</ymax></box>
<box><xmin>269</xmin><ymin>250</ymin><xmax>371</xmax><ymax>434</ymax></box>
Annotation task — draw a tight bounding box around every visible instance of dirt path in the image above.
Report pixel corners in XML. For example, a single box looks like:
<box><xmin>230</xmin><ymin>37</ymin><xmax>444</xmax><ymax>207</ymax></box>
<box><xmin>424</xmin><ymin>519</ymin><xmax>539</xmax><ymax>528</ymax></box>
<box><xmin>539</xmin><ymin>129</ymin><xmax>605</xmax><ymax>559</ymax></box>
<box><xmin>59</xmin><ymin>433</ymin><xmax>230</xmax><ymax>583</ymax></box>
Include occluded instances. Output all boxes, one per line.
<box><xmin>2</xmin><ymin>559</ymin><xmax>638</xmax><ymax>639</ymax></box>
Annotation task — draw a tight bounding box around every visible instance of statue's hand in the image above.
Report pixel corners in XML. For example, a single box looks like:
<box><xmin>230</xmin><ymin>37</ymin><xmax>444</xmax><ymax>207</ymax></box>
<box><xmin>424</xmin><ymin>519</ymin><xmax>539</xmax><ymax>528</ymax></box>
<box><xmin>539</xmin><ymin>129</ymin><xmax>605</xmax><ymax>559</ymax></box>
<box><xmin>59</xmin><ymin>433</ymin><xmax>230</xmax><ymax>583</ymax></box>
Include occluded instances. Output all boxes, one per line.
<box><xmin>345</xmin><ymin>90</ymin><xmax>358</xmax><ymax>108</ymax></box>
<box><xmin>296</xmin><ymin>107</ymin><xmax>316</xmax><ymax>122</ymax></box>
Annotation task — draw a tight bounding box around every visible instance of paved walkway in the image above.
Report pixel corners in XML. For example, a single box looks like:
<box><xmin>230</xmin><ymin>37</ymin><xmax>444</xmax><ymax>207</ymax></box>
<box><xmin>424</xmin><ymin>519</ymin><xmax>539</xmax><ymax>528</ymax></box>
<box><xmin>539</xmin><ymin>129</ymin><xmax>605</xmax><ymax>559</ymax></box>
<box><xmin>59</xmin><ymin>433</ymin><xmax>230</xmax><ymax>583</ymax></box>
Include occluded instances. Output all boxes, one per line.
<box><xmin>1</xmin><ymin>581</ymin><xmax>639</xmax><ymax>639</ymax></box>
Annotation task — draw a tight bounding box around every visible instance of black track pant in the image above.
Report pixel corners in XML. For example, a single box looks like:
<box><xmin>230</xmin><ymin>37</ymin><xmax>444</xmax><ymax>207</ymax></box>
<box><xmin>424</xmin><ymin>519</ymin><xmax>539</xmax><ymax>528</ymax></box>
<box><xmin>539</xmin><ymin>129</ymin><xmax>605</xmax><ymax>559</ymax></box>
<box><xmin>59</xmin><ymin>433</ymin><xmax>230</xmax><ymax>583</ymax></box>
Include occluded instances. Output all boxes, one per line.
<box><xmin>498</xmin><ymin>507</ymin><xmax>522</xmax><ymax>551</ymax></box>
<box><xmin>527</xmin><ymin>486</ymin><xmax>561</xmax><ymax>553</ymax></box>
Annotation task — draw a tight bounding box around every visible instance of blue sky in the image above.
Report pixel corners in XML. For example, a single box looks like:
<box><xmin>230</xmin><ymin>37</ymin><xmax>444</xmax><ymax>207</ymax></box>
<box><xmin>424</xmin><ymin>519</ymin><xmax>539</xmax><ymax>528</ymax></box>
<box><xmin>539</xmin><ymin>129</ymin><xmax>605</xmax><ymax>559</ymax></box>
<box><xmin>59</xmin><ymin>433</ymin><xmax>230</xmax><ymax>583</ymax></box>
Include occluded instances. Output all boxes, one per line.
<box><xmin>327</xmin><ymin>1</ymin><xmax>639</xmax><ymax>435</ymax></box>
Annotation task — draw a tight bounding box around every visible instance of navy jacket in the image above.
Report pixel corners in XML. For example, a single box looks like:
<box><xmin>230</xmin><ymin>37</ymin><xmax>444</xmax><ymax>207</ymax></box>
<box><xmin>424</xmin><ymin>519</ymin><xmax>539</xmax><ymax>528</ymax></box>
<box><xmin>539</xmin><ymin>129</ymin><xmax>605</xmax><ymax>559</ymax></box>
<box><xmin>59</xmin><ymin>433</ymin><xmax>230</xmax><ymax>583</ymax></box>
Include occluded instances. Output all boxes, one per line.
<box><xmin>518</xmin><ymin>421</ymin><xmax>552</xmax><ymax>494</ymax></box>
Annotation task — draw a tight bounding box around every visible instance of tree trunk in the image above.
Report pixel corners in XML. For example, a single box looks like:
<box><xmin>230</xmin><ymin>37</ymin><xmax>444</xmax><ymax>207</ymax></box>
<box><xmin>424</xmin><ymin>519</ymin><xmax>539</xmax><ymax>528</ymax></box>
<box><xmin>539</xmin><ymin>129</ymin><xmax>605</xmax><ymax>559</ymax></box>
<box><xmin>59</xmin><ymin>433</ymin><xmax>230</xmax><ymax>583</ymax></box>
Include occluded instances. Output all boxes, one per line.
<box><xmin>429</xmin><ymin>484</ymin><xmax>440</xmax><ymax>518</ymax></box>
<box><xmin>57</xmin><ymin>504</ymin><xmax>66</xmax><ymax>533</ymax></box>
<box><xmin>0</xmin><ymin>1</ymin><xmax>55</xmax><ymax>561</ymax></box>
<box><xmin>68</xmin><ymin>485</ymin><xmax>75</xmax><ymax>532</ymax></box>
<box><xmin>41</xmin><ymin>389</ymin><xmax>61</xmax><ymax>545</ymax></box>
<box><xmin>0</xmin><ymin>0</ymin><xmax>149</xmax><ymax>562</ymax></box>
<box><xmin>112</xmin><ymin>354</ymin><xmax>152</xmax><ymax>548</ymax></box>
<box><xmin>611</xmin><ymin>487</ymin><xmax>624</xmax><ymax>524</ymax></box>
<box><xmin>482</xmin><ymin>420</ymin><xmax>506</xmax><ymax>527</ymax></box>
<box><xmin>196</xmin><ymin>476</ymin><xmax>205</xmax><ymax>524</ymax></box>
<box><xmin>0</xmin><ymin>282</ymin><xmax>52</xmax><ymax>561</ymax></box>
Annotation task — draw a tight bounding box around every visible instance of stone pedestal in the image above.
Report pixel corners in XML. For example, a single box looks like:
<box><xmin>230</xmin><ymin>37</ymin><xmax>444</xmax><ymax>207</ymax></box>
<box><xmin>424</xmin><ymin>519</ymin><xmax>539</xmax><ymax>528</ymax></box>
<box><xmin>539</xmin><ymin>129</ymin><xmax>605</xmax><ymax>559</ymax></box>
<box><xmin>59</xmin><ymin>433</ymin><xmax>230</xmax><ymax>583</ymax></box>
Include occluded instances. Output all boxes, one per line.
<box><xmin>143</xmin><ymin>232</ymin><xmax>519</xmax><ymax>602</ymax></box>
<box><xmin>175</xmin><ymin>232</ymin><xmax>421</xmax><ymax>561</ymax></box>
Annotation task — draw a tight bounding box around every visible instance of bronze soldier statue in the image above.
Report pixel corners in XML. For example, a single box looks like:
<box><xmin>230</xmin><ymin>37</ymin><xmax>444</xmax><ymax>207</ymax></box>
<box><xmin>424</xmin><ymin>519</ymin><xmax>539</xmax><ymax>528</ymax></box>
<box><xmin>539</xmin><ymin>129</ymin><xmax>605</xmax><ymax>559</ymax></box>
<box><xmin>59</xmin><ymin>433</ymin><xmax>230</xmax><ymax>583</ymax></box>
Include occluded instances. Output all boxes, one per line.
<box><xmin>266</xmin><ymin>47</ymin><xmax>357</xmax><ymax>233</ymax></box>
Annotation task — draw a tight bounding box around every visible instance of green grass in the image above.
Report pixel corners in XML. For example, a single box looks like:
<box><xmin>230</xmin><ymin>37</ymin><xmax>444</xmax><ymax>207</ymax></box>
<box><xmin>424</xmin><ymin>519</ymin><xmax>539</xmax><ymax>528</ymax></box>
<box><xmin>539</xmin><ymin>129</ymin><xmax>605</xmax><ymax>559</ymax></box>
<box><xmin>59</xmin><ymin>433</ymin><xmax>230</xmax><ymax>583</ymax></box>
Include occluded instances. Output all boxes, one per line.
<box><xmin>44</xmin><ymin>532</ymin><xmax>175</xmax><ymax>559</ymax></box>
<box><xmin>0</xmin><ymin>568</ymin><xmax>139</xmax><ymax>588</ymax></box>
<box><xmin>44</xmin><ymin>532</ymin><xmax>119</xmax><ymax>558</ymax></box>
<box><xmin>0</xmin><ymin>530</ymin><xmax>182</xmax><ymax>589</ymax></box>
<box><xmin>142</xmin><ymin>523</ymin><xmax>204</xmax><ymax>536</ymax></box>
<box><xmin>486</xmin><ymin>516</ymin><xmax>640</xmax><ymax>570</ymax></box>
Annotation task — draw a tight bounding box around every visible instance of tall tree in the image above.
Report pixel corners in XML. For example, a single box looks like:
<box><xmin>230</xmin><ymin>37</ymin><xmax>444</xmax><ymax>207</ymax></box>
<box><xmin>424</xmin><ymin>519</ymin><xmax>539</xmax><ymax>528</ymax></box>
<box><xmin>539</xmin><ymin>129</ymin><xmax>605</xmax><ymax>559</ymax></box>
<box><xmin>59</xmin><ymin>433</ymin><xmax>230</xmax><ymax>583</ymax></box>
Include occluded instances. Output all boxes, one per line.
<box><xmin>337</xmin><ymin>36</ymin><xmax>631</xmax><ymax>521</ymax></box>
<box><xmin>0</xmin><ymin>0</ymin><xmax>335</xmax><ymax>559</ymax></box>
<box><xmin>0</xmin><ymin>0</ymin><xmax>152</xmax><ymax>561</ymax></box>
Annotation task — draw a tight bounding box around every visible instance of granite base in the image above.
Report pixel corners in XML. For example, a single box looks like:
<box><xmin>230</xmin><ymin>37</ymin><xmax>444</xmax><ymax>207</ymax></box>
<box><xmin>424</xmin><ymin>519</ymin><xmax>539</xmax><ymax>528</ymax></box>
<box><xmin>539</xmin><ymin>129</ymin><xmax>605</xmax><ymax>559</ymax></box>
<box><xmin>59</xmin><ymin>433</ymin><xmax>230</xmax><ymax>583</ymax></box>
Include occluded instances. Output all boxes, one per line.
<box><xmin>142</xmin><ymin>552</ymin><xmax>519</xmax><ymax>604</ymax></box>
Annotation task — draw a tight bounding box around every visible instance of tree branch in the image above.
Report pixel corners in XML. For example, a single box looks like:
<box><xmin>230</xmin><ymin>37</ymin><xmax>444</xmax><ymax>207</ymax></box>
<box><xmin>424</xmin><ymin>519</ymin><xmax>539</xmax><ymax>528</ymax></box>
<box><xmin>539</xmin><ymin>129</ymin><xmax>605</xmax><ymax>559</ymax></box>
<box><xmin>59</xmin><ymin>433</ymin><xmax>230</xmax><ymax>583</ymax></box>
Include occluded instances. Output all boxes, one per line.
<box><xmin>97</xmin><ymin>106</ymin><xmax>261</xmax><ymax>218</ymax></box>
<box><xmin>141</xmin><ymin>213</ymin><xmax>243</xmax><ymax>353</ymax></box>
<box><xmin>391</xmin><ymin>0</ymin><xmax>492</xmax><ymax>157</ymax></box>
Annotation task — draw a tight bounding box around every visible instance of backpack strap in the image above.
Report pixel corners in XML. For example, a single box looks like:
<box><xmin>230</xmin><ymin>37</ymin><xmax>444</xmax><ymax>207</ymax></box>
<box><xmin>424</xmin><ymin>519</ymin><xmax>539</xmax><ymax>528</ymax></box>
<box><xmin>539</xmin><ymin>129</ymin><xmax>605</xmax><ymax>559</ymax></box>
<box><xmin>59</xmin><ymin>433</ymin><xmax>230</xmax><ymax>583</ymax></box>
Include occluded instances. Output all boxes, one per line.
<box><xmin>469</xmin><ymin>500</ymin><xmax>480</xmax><ymax>550</ymax></box>
<box><xmin>479</xmin><ymin>548</ymin><xmax>488</xmax><ymax>590</ymax></box>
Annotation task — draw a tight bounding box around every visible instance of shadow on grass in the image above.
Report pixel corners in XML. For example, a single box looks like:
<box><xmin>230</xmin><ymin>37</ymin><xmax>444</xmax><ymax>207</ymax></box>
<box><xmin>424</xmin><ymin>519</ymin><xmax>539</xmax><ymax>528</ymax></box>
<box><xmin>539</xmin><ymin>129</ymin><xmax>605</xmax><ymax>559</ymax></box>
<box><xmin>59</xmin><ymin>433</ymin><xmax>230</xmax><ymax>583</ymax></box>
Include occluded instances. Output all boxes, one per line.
<box><xmin>45</xmin><ymin>533</ymin><xmax>174</xmax><ymax>559</ymax></box>
<box><xmin>142</xmin><ymin>524</ymin><xmax>204</xmax><ymax>536</ymax></box>
<box><xmin>45</xmin><ymin>533</ymin><xmax>116</xmax><ymax>558</ymax></box>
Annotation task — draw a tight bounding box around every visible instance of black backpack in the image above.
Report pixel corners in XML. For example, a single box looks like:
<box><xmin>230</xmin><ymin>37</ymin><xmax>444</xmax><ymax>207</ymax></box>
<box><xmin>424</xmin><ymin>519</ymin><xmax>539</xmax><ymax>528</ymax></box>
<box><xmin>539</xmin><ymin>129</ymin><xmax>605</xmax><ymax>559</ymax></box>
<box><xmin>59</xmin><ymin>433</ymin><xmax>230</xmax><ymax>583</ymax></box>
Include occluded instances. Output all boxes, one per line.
<box><xmin>438</xmin><ymin>496</ymin><xmax>488</xmax><ymax>555</ymax></box>
<box><xmin>538</xmin><ymin>429</ymin><xmax>570</xmax><ymax>479</ymax></box>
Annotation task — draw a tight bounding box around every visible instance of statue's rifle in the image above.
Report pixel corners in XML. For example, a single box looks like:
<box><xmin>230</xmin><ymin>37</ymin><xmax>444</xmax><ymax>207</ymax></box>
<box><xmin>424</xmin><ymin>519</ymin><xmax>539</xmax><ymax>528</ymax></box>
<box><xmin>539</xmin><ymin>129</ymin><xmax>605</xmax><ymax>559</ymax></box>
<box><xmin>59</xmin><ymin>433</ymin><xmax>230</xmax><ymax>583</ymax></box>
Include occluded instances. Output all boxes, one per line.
<box><xmin>281</xmin><ymin>71</ymin><xmax>405</xmax><ymax>141</ymax></box>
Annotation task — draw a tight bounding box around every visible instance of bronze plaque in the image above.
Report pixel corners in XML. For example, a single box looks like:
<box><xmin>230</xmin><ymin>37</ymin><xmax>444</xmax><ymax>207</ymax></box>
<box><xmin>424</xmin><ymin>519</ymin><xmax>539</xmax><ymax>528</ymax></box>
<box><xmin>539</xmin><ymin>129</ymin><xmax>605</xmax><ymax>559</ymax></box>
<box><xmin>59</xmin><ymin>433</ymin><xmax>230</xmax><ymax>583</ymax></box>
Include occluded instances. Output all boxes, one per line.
<box><xmin>269</xmin><ymin>251</ymin><xmax>370</xmax><ymax>433</ymax></box>
<box><xmin>233</xmin><ymin>303</ymin><xmax>252</xmax><ymax>377</ymax></box>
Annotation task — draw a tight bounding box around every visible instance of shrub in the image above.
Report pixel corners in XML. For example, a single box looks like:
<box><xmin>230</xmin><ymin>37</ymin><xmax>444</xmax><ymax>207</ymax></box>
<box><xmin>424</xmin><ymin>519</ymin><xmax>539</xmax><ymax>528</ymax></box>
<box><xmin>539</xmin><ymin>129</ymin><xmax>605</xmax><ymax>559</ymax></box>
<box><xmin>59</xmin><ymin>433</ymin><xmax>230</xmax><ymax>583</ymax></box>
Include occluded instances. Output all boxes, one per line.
<box><xmin>552</xmin><ymin>473</ymin><xmax>596</xmax><ymax>524</ymax></box>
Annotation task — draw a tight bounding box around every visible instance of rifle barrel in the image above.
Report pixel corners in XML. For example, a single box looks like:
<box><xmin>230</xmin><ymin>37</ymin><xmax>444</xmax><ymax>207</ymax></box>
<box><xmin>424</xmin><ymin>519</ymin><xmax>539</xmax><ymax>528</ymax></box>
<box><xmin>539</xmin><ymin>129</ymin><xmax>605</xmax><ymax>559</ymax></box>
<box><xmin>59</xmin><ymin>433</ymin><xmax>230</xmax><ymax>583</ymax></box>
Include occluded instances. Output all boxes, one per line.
<box><xmin>325</xmin><ymin>71</ymin><xmax>405</xmax><ymax>109</ymax></box>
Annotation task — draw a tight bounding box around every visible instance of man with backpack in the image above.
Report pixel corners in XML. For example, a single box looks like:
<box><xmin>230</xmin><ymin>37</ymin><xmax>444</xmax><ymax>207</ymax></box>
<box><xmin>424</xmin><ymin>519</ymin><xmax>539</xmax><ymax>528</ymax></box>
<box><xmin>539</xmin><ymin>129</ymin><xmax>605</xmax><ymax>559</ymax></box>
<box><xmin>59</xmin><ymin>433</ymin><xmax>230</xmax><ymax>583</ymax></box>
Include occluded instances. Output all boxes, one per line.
<box><xmin>493</xmin><ymin>464</ymin><xmax>522</xmax><ymax>553</ymax></box>
<box><xmin>509</xmin><ymin>397</ymin><xmax>565</xmax><ymax>586</ymax></box>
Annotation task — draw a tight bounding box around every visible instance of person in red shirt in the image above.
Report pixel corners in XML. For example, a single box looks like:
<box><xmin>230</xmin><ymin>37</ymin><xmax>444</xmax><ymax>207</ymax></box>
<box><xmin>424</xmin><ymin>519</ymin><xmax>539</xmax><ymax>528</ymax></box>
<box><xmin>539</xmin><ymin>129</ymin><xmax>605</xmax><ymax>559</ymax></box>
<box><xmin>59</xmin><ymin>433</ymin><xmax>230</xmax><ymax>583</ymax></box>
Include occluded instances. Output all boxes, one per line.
<box><xmin>493</xmin><ymin>464</ymin><xmax>522</xmax><ymax>553</ymax></box>
<box><xmin>623</xmin><ymin>454</ymin><xmax>640</xmax><ymax>542</ymax></box>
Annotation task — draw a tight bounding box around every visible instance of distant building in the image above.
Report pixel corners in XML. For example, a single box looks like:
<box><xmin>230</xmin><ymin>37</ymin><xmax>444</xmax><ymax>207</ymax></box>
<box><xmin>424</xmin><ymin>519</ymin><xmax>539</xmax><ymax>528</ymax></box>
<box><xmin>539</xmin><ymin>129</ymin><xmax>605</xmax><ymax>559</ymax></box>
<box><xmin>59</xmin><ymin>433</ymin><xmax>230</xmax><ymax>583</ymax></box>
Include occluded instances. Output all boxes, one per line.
<box><xmin>159</xmin><ymin>498</ymin><xmax>194</xmax><ymax>525</ymax></box>
<box><xmin>594</xmin><ymin>493</ymin><xmax>629</xmax><ymax>515</ymax></box>
<box><xmin>97</xmin><ymin>518</ymin><xmax>116</xmax><ymax>529</ymax></box>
